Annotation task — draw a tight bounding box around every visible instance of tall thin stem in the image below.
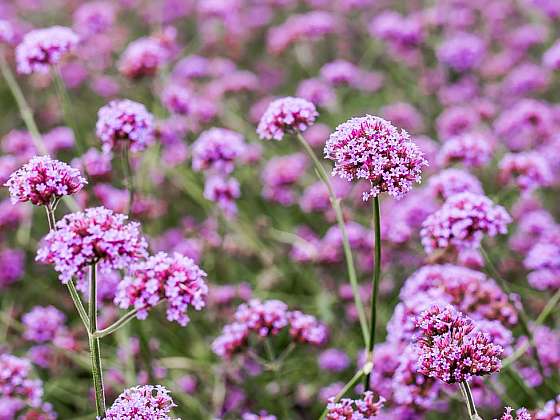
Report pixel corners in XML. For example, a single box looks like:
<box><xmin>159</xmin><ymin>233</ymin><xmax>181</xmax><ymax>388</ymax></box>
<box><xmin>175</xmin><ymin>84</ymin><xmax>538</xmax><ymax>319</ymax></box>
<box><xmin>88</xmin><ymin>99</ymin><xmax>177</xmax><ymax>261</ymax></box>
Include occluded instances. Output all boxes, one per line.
<box><xmin>294</xmin><ymin>131</ymin><xmax>369</xmax><ymax>345</ymax></box>
<box><xmin>460</xmin><ymin>381</ymin><xmax>482</xmax><ymax>420</ymax></box>
<box><xmin>121</xmin><ymin>146</ymin><xmax>134</xmax><ymax>215</ymax></box>
<box><xmin>52</xmin><ymin>67</ymin><xmax>84</xmax><ymax>153</ymax></box>
<box><xmin>88</xmin><ymin>264</ymin><xmax>106</xmax><ymax>417</ymax></box>
<box><xmin>364</xmin><ymin>196</ymin><xmax>381</xmax><ymax>390</ymax></box>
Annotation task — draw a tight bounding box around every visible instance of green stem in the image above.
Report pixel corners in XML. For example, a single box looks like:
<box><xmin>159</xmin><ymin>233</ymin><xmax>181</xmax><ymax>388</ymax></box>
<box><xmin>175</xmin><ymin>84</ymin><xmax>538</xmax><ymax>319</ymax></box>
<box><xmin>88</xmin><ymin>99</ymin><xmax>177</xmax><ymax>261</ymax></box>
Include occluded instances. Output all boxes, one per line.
<box><xmin>480</xmin><ymin>246</ymin><xmax>547</xmax><ymax>380</ymax></box>
<box><xmin>460</xmin><ymin>381</ymin><xmax>482</xmax><ymax>420</ymax></box>
<box><xmin>88</xmin><ymin>264</ymin><xmax>106</xmax><ymax>417</ymax></box>
<box><xmin>52</xmin><ymin>67</ymin><xmax>84</xmax><ymax>153</ymax></box>
<box><xmin>364</xmin><ymin>196</ymin><xmax>381</xmax><ymax>390</ymax></box>
<box><xmin>93</xmin><ymin>301</ymin><xmax>163</xmax><ymax>339</ymax></box>
<box><xmin>319</xmin><ymin>366</ymin><xmax>368</xmax><ymax>419</ymax></box>
<box><xmin>295</xmin><ymin>131</ymin><xmax>369</xmax><ymax>346</ymax></box>
<box><xmin>121</xmin><ymin>146</ymin><xmax>134</xmax><ymax>215</ymax></box>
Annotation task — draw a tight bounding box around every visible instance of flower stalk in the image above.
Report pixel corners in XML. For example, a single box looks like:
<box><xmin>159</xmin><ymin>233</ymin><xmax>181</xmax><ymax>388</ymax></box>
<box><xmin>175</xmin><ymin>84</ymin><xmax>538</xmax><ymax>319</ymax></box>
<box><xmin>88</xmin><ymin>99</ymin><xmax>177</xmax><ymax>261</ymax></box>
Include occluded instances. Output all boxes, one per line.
<box><xmin>88</xmin><ymin>264</ymin><xmax>106</xmax><ymax>417</ymax></box>
<box><xmin>460</xmin><ymin>381</ymin><xmax>482</xmax><ymax>420</ymax></box>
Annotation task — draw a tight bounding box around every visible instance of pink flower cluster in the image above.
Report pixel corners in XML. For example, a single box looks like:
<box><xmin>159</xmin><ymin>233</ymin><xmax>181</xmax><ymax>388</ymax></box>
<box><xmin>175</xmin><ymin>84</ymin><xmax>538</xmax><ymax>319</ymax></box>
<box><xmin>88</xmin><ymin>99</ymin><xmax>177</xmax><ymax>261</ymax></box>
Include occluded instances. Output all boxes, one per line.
<box><xmin>257</xmin><ymin>97</ymin><xmax>318</xmax><ymax>140</ymax></box>
<box><xmin>437</xmin><ymin>133</ymin><xmax>493</xmax><ymax>168</ymax></box>
<box><xmin>536</xmin><ymin>395</ymin><xmax>560</xmax><ymax>419</ymax></box>
<box><xmin>498</xmin><ymin>152</ymin><xmax>553</xmax><ymax>192</ymax></box>
<box><xmin>212</xmin><ymin>299</ymin><xmax>327</xmax><ymax>358</ymax></box>
<box><xmin>324</xmin><ymin>115</ymin><xmax>427</xmax><ymax>200</ymax></box>
<box><xmin>96</xmin><ymin>99</ymin><xmax>155</xmax><ymax>153</ymax></box>
<box><xmin>22</xmin><ymin>305</ymin><xmax>66</xmax><ymax>343</ymax></box>
<box><xmin>105</xmin><ymin>385</ymin><xmax>177</xmax><ymax>419</ymax></box>
<box><xmin>427</xmin><ymin>168</ymin><xmax>483</xmax><ymax>201</ymax></box>
<box><xmin>36</xmin><ymin>207</ymin><xmax>148</xmax><ymax>284</ymax></box>
<box><xmin>415</xmin><ymin>304</ymin><xmax>503</xmax><ymax>384</ymax></box>
<box><xmin>73</xmin><ymin>1</ymin><xmax>116</xmax><ymax>37</ymax></box>
<box><xmin>420</xmin><ymin>192</ymin><xmax>512</xmax><ymax>254</ymax></box>
<box><xmin>326</xmin><ymin>392</ymin><xmax>385</xmax><ymax>419</ymax></box>
<box><xmin>496</xmin><ymin>407</ymin><xmax>532</xmax><ymax>420</ymax></box>
<box><xmin>192</xmin><ymin>128</ymin><xmax>246</xmax><ymax>174</ymax></box>
<box><xmin>524</xmin><ymin>237</ymin><xmax>560</xmax><ymax>290</ymax></box>
<box><xmin>0</xmin><ymin>354</ymin><xmax>44</xmax><ymax>413</ymax></box>
<box><xmin>437</xmin><ymin>33</ymin><xmax>485</xmax><ymax>72</ymax></box>
<box><xmin>161</xmin><ymin>83</ymin><xmax>193</xmax><ymax>116</ymax></box>
<box><xmin>118</xmin><ymin>37</ymin><xmax>169</xmax><ymax>79</ymax></box>
<box><xmin>203</xmin><ymin>176</ymin><xmax>240</xmax><ymax>218</ymax></box>
<box><xmin>15</xmin><ymin>26</ymin><xmax>79</xmax><ymax>74</ymax></box>
<box><xmin>115</xmin><ymin>252</ymin><xmax>208</xmax><ymax>326</ymax></box>
<box><xmin>0</xmin><ymin>248</ymin><xmax>24</xmax><ymax>289</ymax></box>
<box><xmin>261</xmin><ymin>153</ymin><xmax>308</xmax><ymax>205</ymax></box>
<box><xmin>5</xmin><ymin>155</ymin><xmax>86</xmax><ymax>206</ymax></box>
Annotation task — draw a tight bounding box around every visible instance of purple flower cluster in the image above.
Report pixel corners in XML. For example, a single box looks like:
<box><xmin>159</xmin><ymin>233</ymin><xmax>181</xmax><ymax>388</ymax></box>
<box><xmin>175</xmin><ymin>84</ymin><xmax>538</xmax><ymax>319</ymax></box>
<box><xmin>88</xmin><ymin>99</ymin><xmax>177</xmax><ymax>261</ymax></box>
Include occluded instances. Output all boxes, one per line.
<box><xmin>242</xmin><ymin>411</ymin><xmax>277</xmax><ymax>420</ymax></box>
<box><xmin>536</xmin><ymin>395</ymin><xmax>560</xmax><ymax>419</ymax></box>
<box><xmin>105</xmin><ymin>385</ymin><xmax>177</xmax><ymax>419</ymax></box>
<box><xmin>496</xmin><ymin>407</ymin><xmax>532</xmax><ymax>420</ymax></box>
<box><xmin>421</xmin><ymin>192</ymin><xmax>512</xmax><ymax>254</ymax></box>
<box><xmin>524</xmin><ymin>236</ymin><xmax>560</xmax><ymax>290</ymax></box>
<box><xmin>0</xmin><ymin>248</ymin><xmax>25</xmax><ymax>289</ymax></box>
<box><xmin>161</xmin><ymin>83</ymin><xmax>193</xmax><ymax>116</ymax></box>
<box><xmin>437</xmin><ymin>33</ymin><xmax>485</xmax><ymax>72</ymax></box>
<box><xmin>72</xmin><ymin>148</ymin><xmax>112</xmax><ymax>180</ymax></box>
<box><xmin>118</xmin><ymin>37</ymin><xmax>169</xmax><ymax>79</ymax></box>
<box><xmin>96</xmin><ymin>99</ymin><xmax>155</xmax><ymax>153</ymax></box>
<box><xmin>438</xmin><ymin>133</ymin><xmax>493</xmax><ymax>168</ymax></box>
<box><xmin>212</xmin><ymin>299</ymin><xmax>327</xmax><ymax>358</ymax></box>
<box><xmin>318</xmin><ymin>349</ymin><xmax>351</xmax><ymax>373</ymax></box>
<box><xmin>326</xmin><ymin>392</ymin><xmax>385</xmax><ymax>419</ymax></box>
<box><xmin>192</xmin><ymin>128</ymin><xmax>246</xmax><ymax>174</ymax></box>
<box><xmin>498</xmin><ymin>152</ymin><xmax>553</xmax><ymax>192</ymax></box>
<box><xmin>5</xmin><ymin>155</ymin><xmax>86</xmax><ymax>206</ymax></box>
<box><xmin>15</xmin><ymin>26</ymin><xmax>79</xmax><ymax>74</ymax></box>
<box><xmin>415</xmin><ymin>304</ymin><xmax>503</xmax><ymax>383</ymax></box>
<box><xmin>36</xmin><ymin>207</ymin><xmax>148</xmax><ymax>284</ymax></box>
<box><xmin>115</xmin><ymin>251</ymin><xmax>208</xmax><ymax>326</ymax></box>
<box><xmin>325</xmin><ymin>115</ymin><xmax>427</xmax><ymax>200</ymax></box>
<box><xmin>203</xmin><ymin>175</ymin><xmax>240</xmax><ymax>218</ymax></box>
<box><xmin>427</xmin><ymin>168</ymin><xmax>483</xmax><ymax>201</ymax></box>
<box><xmin>0</xmin><ymin>354</ymin><xmax>44</xmax><ymax>414</ymax></box>
<box><xmin>261</xmin><ymin>153</ymin><xmax>308</xmax><ymax>205</ymax></box>
<box><xmin>22</xmin><ymin>305</ymin><xmax>66</xmax><ymax>343</ymax></box>
<box><xmin>257</xmin><ymin>97</ymin><xmax>318</xmax><ymax>140</ymax></box>
<box><xmin>73</xmin><ymin>1</ymin><xmax>116</xmax><ymax>37</ymax></box>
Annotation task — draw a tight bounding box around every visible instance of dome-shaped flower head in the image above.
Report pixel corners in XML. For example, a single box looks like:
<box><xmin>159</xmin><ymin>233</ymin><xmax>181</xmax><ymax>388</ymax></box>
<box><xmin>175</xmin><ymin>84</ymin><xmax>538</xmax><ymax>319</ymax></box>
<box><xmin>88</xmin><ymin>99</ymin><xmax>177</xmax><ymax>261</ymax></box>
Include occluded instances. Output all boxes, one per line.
<box><xmin>427</xmin><ymin>168</ymin><xmax>483</xmax><ymax>201</ymax></box>
<box><xmin>324</xmin><ymin>115</ymin><xmax>428</xmax><ymax>201</ymax></box>
<box><xmin>118</xmin><ymin>37</ymin><xmax>168</xmax><ymax>79</ymax></box>
<box><xmin>96</xmin><ymin>99</ymin><xmax>155</xmax><ymax>153</ymax></box>
<box><xmin>288</xmin><ymin>310</ymin><xmax>328</xmax><ymax>346</ymax></box>
<box><xmin>15</xmin><ymin>26</ymin><xmax>79</xmax><ymax>74</ymax></box>
<box><xmin>257</xmin><ymin>97</ymin><xmax>318</xmax><ymax>140</ymax></box>
<box><xmin>115</xmin><ymin>252</ymin><xmax>207</xmax><ymax>326</ymax></box>
<box><xmin>420</xmin><ymin>192</ymin><xmax>512</xmax><ymax>254</ymax></box>
<box><xmin>36</xmin><ymin>207</ymin><xmax>148</xmax><ymax>284</ymax></box>
<box><xmin>0</xmin><ymin>354</ymin><xmax>44</xmax><ymax>409</ymax></box>
<box><xmin>192</xmin><ymin>128</ymin><xmax>245</xmax><ymax>174</ymax></box>
<box><xmin>438</xmin><ymin>133</ymin><xmax>493</xmax><ymax>168</ymax></box>
<box><xmin>496</xmin><ymin>406</ymin><xmax>532</xmax><ymax>420</ymax></box>
<box><xmin>4</xmin><ymin>155</ymin><xmax>87</xmax><ymax>206</ymax></box>
<box><xmin>0</xmin><ymin>248</ymin><xmax>24</xmax><ymax>290</ymax></box>
<box><xmin>203</xmin><ymin>175</ymin><xmax>240</xmax><ymax>218</ymax></box>
<box><xmin>73</xmin><ymin>1</ymin><xmax>116</xmax><ymax>37</ymax></box>
<box><xmin>543</xmin><ymin>39</ymin><xmax>560</xmax><ymax>70</ymax></box>
<box><xmin>326</xmin><ymin>392</ymin><xmax>385</xmax><ymax>419</ymax></box>
<box><xmin>498</xmin><ymin>152</ymin><xmax>553</xmax><ymax>192</ymax></box>
<box><xmin>22</xmin><ymin>305</ymin><xmax>66</xmax><ymax>343</ymax></box>
<box><xmin>536</xmin><ymin>395</ymin><xmax>560</xmax><ymax>419</ymax></box>
<box><xmin>0</xmin><ymin>19</ymin><xmax>16</xmax><ymax>45</ymax></box>
<box><xmin>437</xmin><ymin>32</ymin><xmax>485</xmax><ymax>72</ymax></box>
<box><xmin>105</xmin><ymin>385</ymin><xmax>177</xmax><ymax>420</ymax></box>
<box><xmin>415</xmin><ymin>304</ymin><xmax>503</xmax><ymax>383</ymax></box>
<box><xmin>161</xmin><ymin>83</ymin><xmax>193</xmax><ymax>116</ymax></box>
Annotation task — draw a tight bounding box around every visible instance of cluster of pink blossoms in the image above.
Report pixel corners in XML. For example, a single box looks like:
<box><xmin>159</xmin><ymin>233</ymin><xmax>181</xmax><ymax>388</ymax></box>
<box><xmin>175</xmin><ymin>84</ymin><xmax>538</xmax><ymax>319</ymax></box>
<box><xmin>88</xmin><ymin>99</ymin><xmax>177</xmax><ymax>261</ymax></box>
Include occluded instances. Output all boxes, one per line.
<box><xmin>257</xmin><ymin>97</ymin><xmax>318</xmax><ymax>140</ymax></box>
<box><xmin>437</xmin><ymin>133</ymin><xmax>493</xmax><ymax>168</ymax></box>
<box><xmin>0</xmin><ymin>354</ymin><xmax>44</xmax><ymax>414</ymax></box>
<box><xmin>118</xmin><ymin>37</ymin><xmax>169</xmax><ymax>79</ymax></box>
<box><xmin>498</xmin><ymin>152</ymin><xmax>553</xmax><ymax>192</ymax></box>
<box><xmin>212</xmin><ymin>299</ymin><xmax>327</xmax><ymax>358</ymax></box>
<box><xmin>326</xmin><ymin>392</ymin><xmax>385</xmax><ymax>419</ymax></box>
<box><xmin>324</xmin><ymin>115</ymin><xmax>428</xmax><ymax>201</ymax></box>
<box><xmin>22</xmin><ymin>305</ymin><xmax>66</xmax><ymax>343</ymax></box>
<box><xmin>5</xmin><ymin>155</ymin><xmax>87</xmax><ymax>206</ymax></box>
<box><xmin>203</xmin><ymin>175</ymin><xmax>240</xmax><ymax>218</ymax></box>
<box><xmin>420</xmin><ymin>192</ymin><xmax>512</xmax><ymax>254</ymax></box>
<box><xmin>161</xmin><ymin>83</ymin><xmax>193</xmax><ymax>116</ymax></box>
<box><xmin>36</xmin><ymin>207</ymin><xmax>148</xmax><ymax>284</ymax></box>
<box><xmin>15</xmin><ymin>26</ymin><xmax>79</xmax><ymax>74</ymax></box>
<box><xmin>427</xmin><ymin>168</ymin><xmax>483</xmax><ymax>201</ymax></box>
<box><xmin>115</xmin><ymin>252</ymin><xmax>208</xmax><ymax>326</ymax></box>
<box><xmin>105</xmin><ymin>385</ymin><xmax>177</xmax><ymax>419</ymax></box>
<box><xmin>496</xmin><ymin>407</ymin><xmax>532</xmax><ymax>420</ymax></box>
<box><xmin>536</xmin><ymin>395</ymin><xmax>560</xmax><ymax>419</ymax></box>
<box><xmin>96</xmin><ymin>99</ymin><xmax>155</xmax><ymax>153</ymax></box>
<box><xmin>415</xmin><ymin>304</ymin><xmax>503</xmax><ymax>384</ymax></box>
<box><xmin>192</xmin><ymin>128</ymin><xmax>246</xmax><ymax>174</ymax></box>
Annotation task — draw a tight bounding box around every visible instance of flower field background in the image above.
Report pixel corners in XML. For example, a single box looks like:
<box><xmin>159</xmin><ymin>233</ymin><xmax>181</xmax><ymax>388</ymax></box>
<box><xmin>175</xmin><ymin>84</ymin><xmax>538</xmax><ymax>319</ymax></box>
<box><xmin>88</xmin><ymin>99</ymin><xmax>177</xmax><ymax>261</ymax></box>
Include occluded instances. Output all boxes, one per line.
<box><xmin>0</xmin><ymin>0</ymin><xmax>559</xmax><ymax>419</ymax></box>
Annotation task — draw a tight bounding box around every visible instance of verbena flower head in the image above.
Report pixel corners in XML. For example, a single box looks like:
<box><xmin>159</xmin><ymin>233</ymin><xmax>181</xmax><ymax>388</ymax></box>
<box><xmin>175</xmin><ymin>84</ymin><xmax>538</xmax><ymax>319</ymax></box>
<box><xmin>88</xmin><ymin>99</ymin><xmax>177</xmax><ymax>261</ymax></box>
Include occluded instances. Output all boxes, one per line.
<box><xmin>415</xmin><ymin>304</ymin><xmax>503</xmax><ymax>383</ymax></box>
<box><xmin>105</xmin><ymin>385</ymin><xmax>177</xmax><ymax>420</ymax></box>
<box><xmin>115</xmin><ymin>251</ymin><xmax>208</xmax><ymax>326</ymax></box>
<box><xmin>257</xmin><ymin>97</ymin><xmax>318</xmax><ymax>140</ymax></box>
<box><xmin>427</xmin><ymin>168</ymin><xmax>483</xmax><ymax>201</ymax></box>
<box><xmin>437</xmin><ymin>32</ymin><xmax>485</xmax><ymax>72</ymax></box>
<box><xmin>438</xmin><ymin>133</ymin><xmax>493</xmax><ymax>168</ymax></box>
<box><xmin>161</xmin><ymin>83</ymin><xmax>193</xmax><ymax>116</ymax></box>
<box><xmin>326</xmin><ymin>392</ymin><xmax>385</xmax><ymax>419</ymax></box>
<box><xmin>318</xmin><ymin>349</ymin><xmax>351</xmax><ymax>372</ymax></box>
<box><xmin>421</xmin><ymin>192</ymin><xmax>512</xmax><ymax>254</ymax></box>
<box><xmin>324</xmin><ymin>115</ymin><xmax>428</xmax><ymax>201</ymax></box>
<box><xmin>22</xmin><ymin>305</ymin><xmax>66</xmax><ymax>343</ymax></box>
<box><xmin>192</xmin><ymin>128</ymin><xmax>245</xmax><ymax>174</ymax></box>
<box><xmin>543</xmin><ymin>39</ymin><xmax>560</xmax><ymax>70</ymax></box>
<box><xmin>4</xmin><ymin>155</ymin><xmax>87</xmax><ymax>206</ymax></box>
<box><xmin>242</xmin><ymin>411</ymin><xmax>277</xmax><ymax>420</ymax></box>
<box><xmin>73</xmin><ymin>1</ymin><xmax>116</xmax><ymax>37</ymax></box>
<box><xmin>36</xmin><ymin>207</ymin><xmax>148</xmax><ymax>284</ymax></box>
<box><xmin>0</xmin><ymin>248</ymin><xmax>24</xmax><ymax>290</ymax></box>
<box><xmin>118</xmin><ymin>37</ymin><xmax>168</xmax><ymax>79</ymax></box>
<box><xmin>0</xmin><ymin>354</ymin><xmax>44</xmax><ymax>410</ymax></box>
<box><xmin>498</xmin><ymin>152</ymin><xmax>553</xmax><ymax>192</ymax></box>
<box><xmin>536</xmin><ymin>395</ymin><xmax>560</xmax><ymax>419</ymax></box>
<box><xmin>203</xmin><ymin>175</ymin><xmax>240</xmax><ymax>218</ymax></box>
<box><xmin>495</xmin><ymin>406</ymin><xmax>532</xmax><ymax>420</ymax></box>
<box><xmin>15</xmin><ymin>26</ymin><xmax>79</xmax><ymax>74</ymax></box>
<box><xmin>288</xmin><ymin>310</ymin><xmax>328</xmax><ymax>345</ymax></box>
<box><xmin>96</xmin><ymin>99</ymin><xmax>155</xmax><ymax>153</ymax></box>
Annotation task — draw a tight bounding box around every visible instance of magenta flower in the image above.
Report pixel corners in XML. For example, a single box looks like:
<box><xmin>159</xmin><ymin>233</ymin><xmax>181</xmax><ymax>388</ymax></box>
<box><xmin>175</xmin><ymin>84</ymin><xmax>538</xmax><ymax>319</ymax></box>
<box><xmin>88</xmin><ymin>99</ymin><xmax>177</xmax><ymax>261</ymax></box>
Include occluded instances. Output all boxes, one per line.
<box><xmin>15</xmin><ymin>26</ymin><xmax>79</xmax><ymax>74</ymax></box>
<box><xmin>288</xmin><ymin>310</ymin><xmax>328</xmax><ymax>346</ymax></box>
<box><xmin>415</xmin><ymin>304</ymin><xmax>503</xmax><ymax>384</ymax></box>
<box><xmin>495</xmin><ymin>407</ymin><xmax>532</xmax><ymax>420</ymax></box>
<box><xmin>72</xmin><ymin>148</ymin><xmax>112</xmax><ymax>180</ymax></box>
<box><xmin>36</xmin><ymin>207</ymin><xmax>148</xmax><ymax>284</ymax></box>
<box><xmin>0</xmin><ymin>354</ymin><xmax>44</xmax><ymax>411</ymax></box>
<box><xmin>22</xmin><ymin>305</ymin><xmax>66</xmax><ymax>343</ymax></box>
<box><xmin>427</xmin><ymin>168</ymin><xmax>483</xmax><ymax>201</ymax></box>
<box><xmin>543</xmin><ymin>39</ymin><xmax>560</xmax><ymax>70</ymax></box>
<box><xmin>0</xmin><ymin>19</ymin><xmax>16</xmax><ymax>45</ymax></box>
<box><xmin>118</xmin><ymin>37</ymin><xmax>168</xmax><ymax>79</ymax></box>
<box><xmin>115</xmin><ymin>252</ymin><xmax>208</xmax><ymax>326</ymax></box>
<box><xmin>536</xmin><ymin>395</ymin><xmax>560</xmax><ymax>419</ymax></box>
<box><xmin>420</xmin><ymin>192</ymin><xmax>512</xmax><ymax>254</ymax></box>
<box><xmin>105</xmin><ymin>385</ymin><xmax>177</xmax><ymax>420</ymax></box>
<box><xmin>0</xmin><ymin>248</ymin><xmax>24</xmax><ymax>290</ymax></box>
<box><xmin>437</xmin><ymin>133</ymin><xmax>493</xmax><ymax>168</ymax></box>
<box><xmin>437</xmin><ymin>33</ymin><xmax>485</xmax><ymax>72</ymax></box>
<box><xmin>319</xmin><ymin>349</ymin><xmax>351</xmax><ymax>373</ymax></box>
<box><xmin>324</xmin><ymin>115</ymin><xmax>428</xmax><ymax>200</ymax></box>
<box><xmin>73</xmin><ymin>1</ymin><xmax>116</xmax><ymax>37</ymax></box>
<box><xmin>96</xmin><ymin>99</ymin><xmax>155</xmax><ymax>153</ymax></box>
<box><xmin>257</xmin><ymin>97</ymin><xmax>318</xmax><ymax>140</ymax></box>
<box><xmin>4</xmin><ymin>155</ymin><xmax>87</xmax><ymax>206</ymax></box>
<box><xmin>498</xmin><ymin>152</ymin><xmax>553</xmax><ymax>192</ymax></box>
<box><xmin>242</xmin><ymin>412</ymin><xmax>277</xmax><ymax>420</ymax></box>
<box><xmin>161</xmin><ymin>83</ymin><xmax>193</xmax><ymax>116</ymax></box>
<box><xmin>326</xmin><ymin>392</ymin><xmax>385</xmax><ymax>419</ymax></box>
<box><xmin>203</xmin><ymin>175</ymin><xmax>240</xmax><ymax>218</ymax></box>
<box><xmin>192</xmin><ymin>128</ymin><xmax>245</xmax><ymax>174</ymax></box>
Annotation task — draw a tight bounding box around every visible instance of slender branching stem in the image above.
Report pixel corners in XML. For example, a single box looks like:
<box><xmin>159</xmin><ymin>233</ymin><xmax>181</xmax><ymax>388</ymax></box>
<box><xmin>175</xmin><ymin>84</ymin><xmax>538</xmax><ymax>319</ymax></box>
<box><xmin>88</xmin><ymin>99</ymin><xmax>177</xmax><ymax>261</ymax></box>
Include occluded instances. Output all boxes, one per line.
<box><xmin>294</xmin><ymin>131</ymin><xmax>369</xmax><ymax>346</ymax></box>
<box><xmin>319</xmin><ymin>364</ymin><xmax>370</xmax><ymax>419</ymax></box>
<box><xmin>88</xmin><ymin>264</ymin><xmax>106</xmax><ymax>417</ymax></box>
<box><xmin>121</xmin><ymin>146</ymin><xmax>134</xmax><ymax>215</ymax></box>
<box><xmin>460</xmin><ymin>381</ymin><xmax>482</xmax><ymax>420</ymax></box>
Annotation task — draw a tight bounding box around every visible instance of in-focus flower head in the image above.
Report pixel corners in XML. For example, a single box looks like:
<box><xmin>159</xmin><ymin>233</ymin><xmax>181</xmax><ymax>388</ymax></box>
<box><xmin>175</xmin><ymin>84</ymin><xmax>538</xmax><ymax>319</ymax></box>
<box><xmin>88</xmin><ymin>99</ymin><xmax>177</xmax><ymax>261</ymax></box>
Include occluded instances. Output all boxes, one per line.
<box><xmin>415</xmin><ymin>304</ymin><xmax>503</xmax><ymax>383</ymax></box>
<box><xmin>105</xmin><ymin>385</ymin><xmax>177</xmax><ymax>420</ymax></box>
<box><xmin>326</xmin><ymin>392</ymin><xmax>385</xmax><ymax>419</ymax></box>
<box><xmin>421</xmin><ymin>192</ymin><xmax>512</xmax><ymax>254</ymax></box>
<box><xmin>257</xmin><ymin>97</ymin><xmax>318</xmax><ymax>140</ymax></box>
<box><xmin>4</xmin><ymin>155</ymin><xmax>87</xmax><ymax>206</ymax></box>
<box><xmin>115</xmin><ymin>251</ymin><xmax>208</xmax><ymax>326</ymax></box>
<box><xmin>16</xmin><ymin>26</ymin><xmax>79</xmax><ymax>74</ymax></box>
<box><xmin>36</xmin><ymin>206</ymin><xmax>148</xmax><ymax>284</ymax></box>
<box><xmin>324</xmin><ymin>115</ymin><xmax>428</xmax><ymax>201</ymax></box>
<box><xmin>96</xmin><ymin>99</ymin><xmax>155</xmax><ymax>153</ymax></box>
